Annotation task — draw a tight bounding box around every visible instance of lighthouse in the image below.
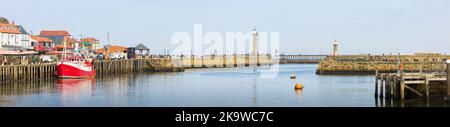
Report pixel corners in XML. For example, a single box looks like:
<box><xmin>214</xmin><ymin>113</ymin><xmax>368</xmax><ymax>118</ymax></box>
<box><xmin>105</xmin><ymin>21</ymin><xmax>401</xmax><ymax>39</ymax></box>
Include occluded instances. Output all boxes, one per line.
<box><xmin>332</xmin><ymin>39</ymin><xmax>339</xmax><ymax>56</ymax></box>
<box><xmin>252</xmin><ymin>26</ymin><xmax>258</xmax><ymax>55</ymax></box>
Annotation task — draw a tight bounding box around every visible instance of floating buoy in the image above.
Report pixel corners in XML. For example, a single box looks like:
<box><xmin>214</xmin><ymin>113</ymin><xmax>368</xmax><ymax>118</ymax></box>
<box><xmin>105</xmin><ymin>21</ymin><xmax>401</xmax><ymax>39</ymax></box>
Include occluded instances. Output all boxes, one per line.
<box><xmin>295</xmin><ymin>83</ymin><xmax>304</xmax><ymax>89</ymax></box>
<box><xmin>290</xmin><ymin>73</ymin><xmax>296</xmax><ymax>79</ymax></box>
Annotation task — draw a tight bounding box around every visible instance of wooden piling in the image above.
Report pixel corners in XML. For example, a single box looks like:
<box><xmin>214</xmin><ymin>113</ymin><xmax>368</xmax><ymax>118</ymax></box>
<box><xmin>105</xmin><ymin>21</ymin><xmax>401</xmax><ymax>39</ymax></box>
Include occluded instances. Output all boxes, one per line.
<box><xmin>375</xmin><ymin>70</ymin><xmax>379</xmax><ymax>97</ymax></box>
<box><xmin>447</xmin><ymin>60</ymin><xmax>450</xmax><ymax>100</ymax></box>
<box><xmin>425</xmin><ymin>76</ymin><xmax>430</xmax><ymax>99</ymax></box>
<box><xmin>400</xmin><ymin>75</ymin><xmax>405</xmax><ymax>101</ymax></box>
<box><xmin>380</xmin><ymin>74</ymin><xmax>384</xmax><ymax>98</ymax></box>
<box><xmin>386</xmin><ymin>75</ymin><xmax>392</xmax><ymax>98</ymax></box>
<box><xmin>393</xmin><ymin>75</ymin><xmax>398</xmax><ymax>99</ymax></box>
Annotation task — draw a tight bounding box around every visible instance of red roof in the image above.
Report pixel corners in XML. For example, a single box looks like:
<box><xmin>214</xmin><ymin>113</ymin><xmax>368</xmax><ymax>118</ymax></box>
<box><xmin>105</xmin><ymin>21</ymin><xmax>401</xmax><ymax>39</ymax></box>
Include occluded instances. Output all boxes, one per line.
<box><xmin>65</xmin><ymin>37</ymin><xmax>79</xmax><ymax>43</ymax></box>
<box><xmin>0</xmin><ymin>24</ymin><xmax>21</xmax><ymax>34</ymax></box>
<box><xmin>82</xmin><ymin>37</ymin><xmax>99</xmax><ymax>44</ymax></box>
<box><xmin>30</xmin><ymin>35</ymin><xmax>53</xmax><ymax>43</ymax></box>
<box><xmin>55</xmin><ymin>45</ymin><xmax>74</xmax><ymax>49</ymax></box>
<box><xmin>40</xmin><ymin>30</ymin><xmax>71</xmax><ymax>36</ymax></box>
<box><xmin>95</xmin><ymin>45</ymin><xmax>128</xmax><ymax>54</ymax></box>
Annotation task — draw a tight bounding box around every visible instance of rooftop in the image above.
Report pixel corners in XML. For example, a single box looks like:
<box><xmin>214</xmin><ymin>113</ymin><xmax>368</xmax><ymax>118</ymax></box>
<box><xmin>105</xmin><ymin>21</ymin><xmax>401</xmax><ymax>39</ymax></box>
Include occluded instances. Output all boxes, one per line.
<box><xmin>30</xmin><ymin>35</ymin><xmax>53</xmax><ymax>43</ymax></box>
<box><xmin>40</xmin><ymin>30</ymin><xmax>71</xmax><ymax>36</ymax></box>
<box><xmin>134</xmin><ymin>43</ymin><xmax>150</xmax><ymax>50</ymax></box>
<box><xmin>82</xmin><ymin>37</ymin><xmax>99</xmax><ymax>44</ymax></box>
<box><xmin>0</xmin><ymin>24</ymin><xmax>21</xmax><ymax>34</ymax></box>
<box><xmin>95</xmin><ymin>45</ymin><xmax>128</xmax><ymax>54</ymax></box>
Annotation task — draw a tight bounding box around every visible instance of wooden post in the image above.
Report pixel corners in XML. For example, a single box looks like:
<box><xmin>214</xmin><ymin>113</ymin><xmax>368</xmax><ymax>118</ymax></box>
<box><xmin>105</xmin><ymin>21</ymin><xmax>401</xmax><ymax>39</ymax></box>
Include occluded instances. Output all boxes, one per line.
<box><xmin>375</xmin><ymin>70</ymin><xmax>379</xmax><ymax>97</ymax></box>
<box><xmin>447</xmin><ymin>60</ymin><xmax>450</xmax><ymax>101</ymax></box>
<box><xmin>386</xmin><ymin>75</ymin><xmax>392</xmax><ymax>98</ymax></box>
<box><xmin>380</xmin><ymin>74</ymin><xmax>384</xmax><ymax>98</ymax></box>
<box><xmin>393</xmin><ymin>75</ymin><xmax>398</xmax><ymax>99</ymax></box>
<box><xmin>425</xmin><ymin>76</ymin><xmax>430</xmax><ymax>100</ymax></box>
<box><xmin>400</xmin><ymin>74</ymin><xmax>405</xmax><ymax>101</ymax></box>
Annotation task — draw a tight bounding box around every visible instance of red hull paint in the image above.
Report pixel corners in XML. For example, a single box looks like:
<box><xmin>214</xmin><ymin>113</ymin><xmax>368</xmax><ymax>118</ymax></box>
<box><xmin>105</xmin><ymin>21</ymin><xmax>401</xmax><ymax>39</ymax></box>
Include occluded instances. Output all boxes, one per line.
<box><xmin>56</xmin><ymin>62</ymin><xmax>96</xmax><ymax>78</ymax></box>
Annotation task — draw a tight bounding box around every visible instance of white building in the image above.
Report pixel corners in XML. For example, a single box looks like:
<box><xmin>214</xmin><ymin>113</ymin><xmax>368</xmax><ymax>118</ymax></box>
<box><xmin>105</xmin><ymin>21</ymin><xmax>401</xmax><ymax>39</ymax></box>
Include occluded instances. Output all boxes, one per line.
<box><xmin>0</xmin><ymin>18</ymin><xmax>32</xmax><ymax>51</ymax></box>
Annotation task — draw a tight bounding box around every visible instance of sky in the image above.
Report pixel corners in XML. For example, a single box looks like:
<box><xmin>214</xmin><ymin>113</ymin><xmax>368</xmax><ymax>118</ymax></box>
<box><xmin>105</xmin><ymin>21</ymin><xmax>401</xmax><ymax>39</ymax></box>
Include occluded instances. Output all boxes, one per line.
<box><xmin>1</xmin><ymin>0</ymin><xmax>450</xmax><ymax>55</ymax></box>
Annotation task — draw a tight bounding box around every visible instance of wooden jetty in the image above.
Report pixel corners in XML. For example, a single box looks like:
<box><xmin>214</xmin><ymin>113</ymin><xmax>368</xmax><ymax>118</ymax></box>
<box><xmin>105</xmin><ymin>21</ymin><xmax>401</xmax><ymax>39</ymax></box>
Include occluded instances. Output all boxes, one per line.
<box><xmin>375</xmin><ymin>60</ymin><xmax>450</xmax><ymax>104</ymax></box>
<box><xmin>375</xmin><ymin>70</ymin><xmax>448</xmax><ymax>101</ymax></box>
<box><xmin>0</xmin><ymin>63</ymin><xmax>56</xmax><ymax>81</ymax></box>
<box><xmin>0</xmin><ymin>58</ymin><xmax>183</xmax><ymax>81</ymax></box>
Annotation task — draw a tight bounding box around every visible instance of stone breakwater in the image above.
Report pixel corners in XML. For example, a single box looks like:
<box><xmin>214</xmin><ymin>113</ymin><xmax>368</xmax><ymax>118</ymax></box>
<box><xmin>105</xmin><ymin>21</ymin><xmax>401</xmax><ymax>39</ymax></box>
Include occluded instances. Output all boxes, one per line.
<box><xmin>316</xmin><ymin>54</ymin><xmax>450</xmax><ymax>75</ymax></box>
<box><xmin>180</xmin><ymin>55</ymin><xmax>274</xmax><ymax>68</ymax></box>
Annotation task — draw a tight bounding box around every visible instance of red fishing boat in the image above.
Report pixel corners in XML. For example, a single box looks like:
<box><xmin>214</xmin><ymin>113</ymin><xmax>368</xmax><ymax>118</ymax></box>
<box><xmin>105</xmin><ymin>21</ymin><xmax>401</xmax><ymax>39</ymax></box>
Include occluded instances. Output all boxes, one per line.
<box><xmin>56</xmin><ymin>58</ymin><xmax>96</xmax><ymax>78</ymax></box>
<box><xmin>56</xmin><ymin>37</ymin><xmax>96</xmax><ymax>78</ymax></box>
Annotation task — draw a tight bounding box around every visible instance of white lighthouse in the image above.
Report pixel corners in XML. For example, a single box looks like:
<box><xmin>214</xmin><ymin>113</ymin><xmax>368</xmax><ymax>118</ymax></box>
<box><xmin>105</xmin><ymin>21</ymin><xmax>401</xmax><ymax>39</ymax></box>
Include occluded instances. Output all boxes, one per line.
<box><xmin>332</xmin><ymin>39</ymin><xmax>339</xmax><ymax>56</ymax></box>
<box><xmin>252</xmin><ymin>26</ymin><xmax>258</xmax><ymax>55</ymax></box>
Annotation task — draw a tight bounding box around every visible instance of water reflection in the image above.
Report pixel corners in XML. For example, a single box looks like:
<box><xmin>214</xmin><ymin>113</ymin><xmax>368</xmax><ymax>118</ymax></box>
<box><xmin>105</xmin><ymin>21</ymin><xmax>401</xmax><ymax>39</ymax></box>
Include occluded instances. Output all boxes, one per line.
<box><xmin>295</xmin><ymin>89</ymin><xmax>304</xmax><ymax>100</ymax></box>
<box><xmin>0</xmin><ymin>64</ymin><xmax>449</xmax><ymax>107</ymax></box>
<box><xmin>0</xmin><ymin>80</ymin><xmax>57</xmax><ymax>96</ymax></box>
<box><xmin>374</xmin><ymin>97</ymin><xmax>450</xmax><ymax>107</ymax></box>
<box><xmin>56</xmin><ymin>79</ymin><xmax>95</xmax><ymax>105</ymax></box>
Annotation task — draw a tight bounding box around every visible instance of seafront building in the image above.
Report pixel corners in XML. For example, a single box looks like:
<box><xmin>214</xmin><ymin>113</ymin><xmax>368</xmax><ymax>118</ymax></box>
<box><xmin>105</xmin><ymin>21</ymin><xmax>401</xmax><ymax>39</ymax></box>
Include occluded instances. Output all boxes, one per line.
<box><xmin>0</xmin><ymin>17</ymin><xmax>33</xmax><ymax>52</ymax></box>
<box><xmin>0</xmin><ymin>16</ymin><xmax>104</xmax><ymax>64</ymax></box>
<box><xmin>82</xmin><ymin>37</ymin><xmax>100</xmax><ymax>53</ymax></box>
<box><xmin>30</xmin><ymin>35</ymin><xmax>54</xmax><ymax>53</ymax></box>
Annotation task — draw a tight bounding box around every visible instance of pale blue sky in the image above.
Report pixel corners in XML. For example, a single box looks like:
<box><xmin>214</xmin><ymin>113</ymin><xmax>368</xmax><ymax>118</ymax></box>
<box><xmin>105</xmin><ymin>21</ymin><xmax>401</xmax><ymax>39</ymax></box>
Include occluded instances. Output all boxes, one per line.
<box><xmin>2</xmin><ymin>0</ymin><xmax>449</xmax><ymax>54</ymax></box>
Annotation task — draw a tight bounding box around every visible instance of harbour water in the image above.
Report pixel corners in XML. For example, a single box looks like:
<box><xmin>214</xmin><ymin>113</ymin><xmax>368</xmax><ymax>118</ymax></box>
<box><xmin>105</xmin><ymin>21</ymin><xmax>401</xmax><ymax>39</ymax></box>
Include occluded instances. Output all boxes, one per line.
<box><xmin>0</xmin><ymin>64</ymin><xmax>447</xmax><ymax>107</ymax></box>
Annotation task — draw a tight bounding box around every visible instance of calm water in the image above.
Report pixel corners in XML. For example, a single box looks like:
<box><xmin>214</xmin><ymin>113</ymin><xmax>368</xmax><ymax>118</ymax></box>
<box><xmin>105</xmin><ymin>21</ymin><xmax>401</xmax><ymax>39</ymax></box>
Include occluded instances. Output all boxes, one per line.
<box><xmin>0</xmin><ymin>64</ymin><xmax>447</xmax><ymax>107</ymax></box>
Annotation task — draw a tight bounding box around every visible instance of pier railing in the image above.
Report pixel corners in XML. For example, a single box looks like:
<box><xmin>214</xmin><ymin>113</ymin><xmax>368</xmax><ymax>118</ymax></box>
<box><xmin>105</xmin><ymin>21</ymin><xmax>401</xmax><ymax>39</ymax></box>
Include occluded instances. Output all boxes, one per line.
<box><xmin>279</xmin><ymin>55</ymin><xmax>328</xmax><ymax>64</ymax></box>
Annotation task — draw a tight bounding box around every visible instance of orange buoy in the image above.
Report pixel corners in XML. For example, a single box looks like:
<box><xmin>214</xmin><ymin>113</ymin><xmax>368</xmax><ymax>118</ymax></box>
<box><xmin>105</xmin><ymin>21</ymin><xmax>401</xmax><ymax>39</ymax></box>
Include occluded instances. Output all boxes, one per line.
<box><xmin>295</xmin><ymin>83</ymin><xmax>304</xmax><ymax>89</ymax></box>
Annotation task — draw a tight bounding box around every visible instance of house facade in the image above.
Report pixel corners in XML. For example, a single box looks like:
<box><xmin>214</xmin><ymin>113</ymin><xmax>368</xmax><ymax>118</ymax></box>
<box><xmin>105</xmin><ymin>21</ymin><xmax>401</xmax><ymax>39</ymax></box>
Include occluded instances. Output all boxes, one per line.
<box><xmin>81</xmin><ymin>37</ymin><xmax>100</xmax><ymax>52</ymax></box>
<box><xmin>30</xmin><ymin>35</ymin><xmax>53</xmax><ymax>53</ymax></box>
<box><xmin>0</xmin><ymin>18</ymin><xmax>32</xmax><ymax>51</ymax></box>
<box><xmin>39</xmin><ymin>30</ymin><xmax>72</xmax><ymax>45</ymax></box>
<box><xmin>39</xmin><ymin>30</ymin><xmax>77</xmax><ymax>52</ymax></box>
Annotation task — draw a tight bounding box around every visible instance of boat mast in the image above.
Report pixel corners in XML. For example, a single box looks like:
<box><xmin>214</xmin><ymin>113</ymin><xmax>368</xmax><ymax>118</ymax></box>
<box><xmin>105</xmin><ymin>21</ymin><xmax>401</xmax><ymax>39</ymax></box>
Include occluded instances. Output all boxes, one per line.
<box><xmin>63</xmin><ymin>36</ymin><xmax>67</xmax><ymax>61</ymax></box>
<box><xmin>107</xmin><ymin>32</ymin><xmax>110</xmax><ymax>59</ymax></box>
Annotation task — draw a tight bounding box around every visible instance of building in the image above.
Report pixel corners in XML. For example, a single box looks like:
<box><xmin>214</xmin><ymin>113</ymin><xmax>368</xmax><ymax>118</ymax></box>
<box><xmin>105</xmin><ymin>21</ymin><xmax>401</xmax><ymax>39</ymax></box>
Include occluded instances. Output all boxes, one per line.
<box><xmin>95</xmin><ymin>45</ymin><xmax>128</xmax><ymax>60</ymax></box>
<box><xmin>81</xmin><ymin>37</ymin><xmax>100</xmax><ymax>52</ymax></box>
<box><xmin>0</xmin><ymin>18</ymin><xmax>32</xmax><ymax>51</ymax></box>
<box><xmin>39</xmin><ymin>30</ymin><xmax>71</xmax><ymax>45</ymax></box>
<box><xmin>134</xmin><ymin>43</ymin><xmax>150</xmax><ymax>55</ymax></box>
<box><xmin>39</xmin><ymin>30</ymin><xmax>77</xmax><ymax>52</ymax></box>
<box><xmin>30</xmin><ymin>35</ymin><xmax>53</xmax><ymax>53</ymax></box>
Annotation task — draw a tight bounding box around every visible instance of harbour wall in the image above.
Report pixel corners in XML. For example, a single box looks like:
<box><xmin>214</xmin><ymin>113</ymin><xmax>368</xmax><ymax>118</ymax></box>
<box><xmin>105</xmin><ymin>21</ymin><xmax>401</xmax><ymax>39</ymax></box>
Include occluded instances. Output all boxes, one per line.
<box><xmin>316</xmin><ymin>55</ymin><xmax>450</xmax><ymax>75</ymax></box>
<box><xmin>179</xmin><ymin>55</ymin><xmax>274</xmax><ymax>68</ymax></box>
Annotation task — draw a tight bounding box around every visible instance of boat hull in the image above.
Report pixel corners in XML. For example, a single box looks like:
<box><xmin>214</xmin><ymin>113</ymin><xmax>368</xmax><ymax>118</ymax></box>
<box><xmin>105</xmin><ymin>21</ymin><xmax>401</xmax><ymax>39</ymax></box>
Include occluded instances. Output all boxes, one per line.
<box><xmin>56</xmin><ymin>62</ymin><xmax>96</xmax><ymax>78</ymax></box>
